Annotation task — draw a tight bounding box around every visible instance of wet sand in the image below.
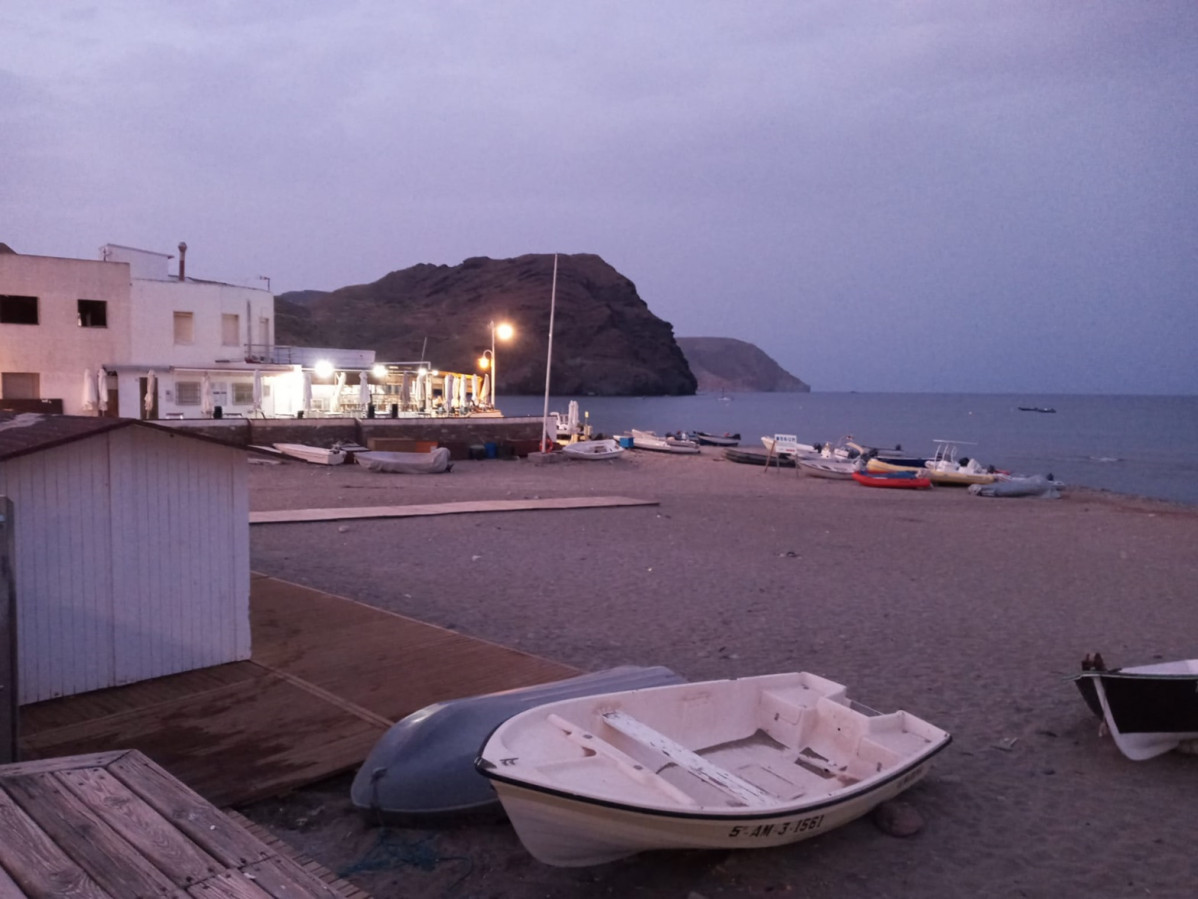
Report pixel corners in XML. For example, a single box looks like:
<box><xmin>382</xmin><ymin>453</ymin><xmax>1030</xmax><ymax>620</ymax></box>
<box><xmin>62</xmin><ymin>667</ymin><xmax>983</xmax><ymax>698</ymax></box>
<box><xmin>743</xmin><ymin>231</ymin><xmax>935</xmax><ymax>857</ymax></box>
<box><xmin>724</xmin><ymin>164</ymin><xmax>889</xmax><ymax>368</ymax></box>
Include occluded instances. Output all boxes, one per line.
<box><xmin>240</xmin><ymin>449</ymin><xmax>1198</xmax><ymax>898</ymax></box>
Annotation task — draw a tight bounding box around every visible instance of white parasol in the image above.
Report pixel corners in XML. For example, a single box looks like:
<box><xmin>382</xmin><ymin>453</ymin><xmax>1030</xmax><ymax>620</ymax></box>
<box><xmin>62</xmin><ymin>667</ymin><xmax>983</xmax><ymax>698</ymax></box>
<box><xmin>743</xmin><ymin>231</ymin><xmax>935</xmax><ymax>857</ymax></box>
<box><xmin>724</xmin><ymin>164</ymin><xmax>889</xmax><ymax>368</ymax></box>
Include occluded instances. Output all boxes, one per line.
<box><xmin>330</xmin><ymin>371</ymin><xmax>346</xmax><ymax>414</ymax></box>
<box><xmin>480</xmin><ymin>374</ymin><xmax>491</xmax><ymax>407</ymax></box>
<box><xmin>82</xmin><ymin>369</ymin><xmax>98</xmax><ymax>411</ymax></box>
<box><xmin>200</xmin><ymin>372</ymin><xmax>214</xmax><ymax>416</ymax></box>
<box><xmin>252</xmin><ymin>369</ymin><xmax>263</xmax><ymax>415</ymax></box>
<box><xmin>301</xmin><ymin>371</ymin><xmax>312</xmax><ymax>413</ymax></box>
<box><xmin>144</xmin><ymin>371</ymin><xmax>156</xmax><ymax>416</ymax></box>
<box><xmin>444</xmin><ymin>374</ymin><xmax>455</xmax><ymax>412</ymax></box>
<box><xmin>471</xmin><ymin>374</ymin><xmax>480</xmax><ymax>407</ymax></box>
<box><xmin>358</xmin><ymin>371</ymin><xmax>371</xmax><ymax>409</ymax></box>
<box><xmin>96</xmin><ymin>369</ymin><xmax>108</xmax><ymax>413</ymax></box>
<box><xmin>457</xmin><ymin>375</ymin><xmax>467</xmax><ymax>411</ymax></box>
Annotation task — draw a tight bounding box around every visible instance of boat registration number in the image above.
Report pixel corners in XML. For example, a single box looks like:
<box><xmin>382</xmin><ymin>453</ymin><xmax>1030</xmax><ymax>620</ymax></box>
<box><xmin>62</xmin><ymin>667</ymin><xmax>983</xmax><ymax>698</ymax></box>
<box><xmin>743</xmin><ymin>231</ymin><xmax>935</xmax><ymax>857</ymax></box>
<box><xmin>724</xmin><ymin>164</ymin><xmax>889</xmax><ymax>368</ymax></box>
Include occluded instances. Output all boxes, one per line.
<box><xmin>728</xmin><ymin>814</ymin><xmax>824</xmax><ymax>840</ymax></box>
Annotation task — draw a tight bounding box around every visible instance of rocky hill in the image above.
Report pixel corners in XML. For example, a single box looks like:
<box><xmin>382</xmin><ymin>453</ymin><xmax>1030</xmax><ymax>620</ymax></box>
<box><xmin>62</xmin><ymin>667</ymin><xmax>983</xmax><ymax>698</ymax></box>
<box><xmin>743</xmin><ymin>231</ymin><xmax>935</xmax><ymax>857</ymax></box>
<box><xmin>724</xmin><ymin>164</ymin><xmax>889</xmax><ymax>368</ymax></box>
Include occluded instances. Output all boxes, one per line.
<box><xmin>676</xmin><ymin>337</ymin><xmax>810</xmax><ymax>393</ymax></box>
<box><xmin>276</xmin><ymin>254</ymin><xmax>696</xmax><ymax>396</ymax></box>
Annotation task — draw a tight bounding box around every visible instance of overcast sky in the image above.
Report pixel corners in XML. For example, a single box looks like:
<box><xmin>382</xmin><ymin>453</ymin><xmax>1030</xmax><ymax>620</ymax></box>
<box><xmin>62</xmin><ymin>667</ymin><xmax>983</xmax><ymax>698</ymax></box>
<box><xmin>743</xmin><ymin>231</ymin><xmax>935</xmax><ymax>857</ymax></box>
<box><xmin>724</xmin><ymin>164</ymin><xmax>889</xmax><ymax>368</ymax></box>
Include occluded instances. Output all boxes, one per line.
<box><xmin>4</xmin><ymin>2</ymin><xmax>1196</xmax><ymax>393</ymax></box>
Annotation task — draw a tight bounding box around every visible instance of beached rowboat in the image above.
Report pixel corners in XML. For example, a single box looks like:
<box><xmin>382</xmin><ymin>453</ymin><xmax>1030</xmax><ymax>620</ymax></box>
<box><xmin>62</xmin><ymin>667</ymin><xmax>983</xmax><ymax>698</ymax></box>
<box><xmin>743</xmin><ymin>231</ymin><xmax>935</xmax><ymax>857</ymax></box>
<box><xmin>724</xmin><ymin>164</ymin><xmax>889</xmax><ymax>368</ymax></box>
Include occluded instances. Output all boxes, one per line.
<box><xmin>561</xmin><ymin>439</ymin><xmax>625</xmax><ymax>460</ymax></box>
<box><xmin>355</xmin><ymin>447</ymin><xmax>452</xmax><ymax>474</ymax></box>
<box><xmin>1073</xmin><ymin>656</ymin><xmax>1198</xmax><ymax>760</ymax></box>
<box><xmin>272</xmin><ymin>443</ymin><xmax>347</xmax><ymax>465</ymax></box>
<box><xmin>630</xmin><ymin>429</ymin><xmax>701</xmax><ymax>454</ymax></box>
<box><xmin>476</xmin><ymin>672</ymin><xmax>951</xmax><ymax>866</ymax></box>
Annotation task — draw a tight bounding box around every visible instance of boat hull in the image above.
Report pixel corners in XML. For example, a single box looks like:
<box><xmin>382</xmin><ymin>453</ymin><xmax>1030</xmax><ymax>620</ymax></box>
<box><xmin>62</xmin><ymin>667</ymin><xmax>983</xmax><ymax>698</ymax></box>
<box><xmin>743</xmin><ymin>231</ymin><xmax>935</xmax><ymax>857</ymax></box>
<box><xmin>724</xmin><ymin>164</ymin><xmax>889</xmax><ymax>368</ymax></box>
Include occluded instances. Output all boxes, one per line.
<box><xmin>1073</xmin><ymin>659</ymin><xmax>1198</xmax><ymax>760</ymax></box>
<box><xmin>350</xmin><ymin>666</ymin><xmax>685</xmax><ymax>819</ymax></box>
<box><xmin>852</xmin><ymin>471</ymin><xmax>932</xmax><ymax>489</ymax></box>
<box><xmin>797</xmin><ymin>459</ymin><xmax>858</xmax><ymax>480</ymax></box>
<box><xmin>630</xmin><ymin>430</ymin><xmax>701</xmax><ymax>454</ymax></box>
<box><xmin>562</xmin><ymin>439</ymin><xmax>625</xmax><ymax>460</ymax></box>
<box><xmin>477</xmin><ymin>672</ymin><xmax>950</xmax><ymax>866</ymax></box>
<box><xmin>489</xmin><ymin>756</ymin><xmax>938</xmax><ymax>866</ymax></box>
<box><xmin>694</xmin><ymin>432</ymin><xmax>740</xmax><ymax>447</ymax></box>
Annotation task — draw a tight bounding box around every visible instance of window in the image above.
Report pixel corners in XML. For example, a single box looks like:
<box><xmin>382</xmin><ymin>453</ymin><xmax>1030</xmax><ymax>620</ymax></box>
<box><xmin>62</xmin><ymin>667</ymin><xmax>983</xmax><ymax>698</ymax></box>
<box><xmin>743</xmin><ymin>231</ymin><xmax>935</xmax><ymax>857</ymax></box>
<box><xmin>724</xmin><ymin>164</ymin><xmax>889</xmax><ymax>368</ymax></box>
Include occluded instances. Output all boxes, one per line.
<box><xmin>173</xmin><ymin>311</ymin><xmax>194</xmax><ymax>344</ymax></box>
<box><xmin>176</xmin><ymin>381</ymin><xmax>201</xmax><ymax>405</ymax></box>
<box><xmin>221</xmin><ymin>313</ymin><xmax>240</xmax><ymax>346</ymax></box>
<box><xmin>232</xmin><ymin>382</ymin><xmax>254</xmax><ymax>405</ymax></box>
<box><xmin>1</xmin><ymin>372</ymin><xmax>39</xmax><ymax>399</ymax></box>
<box><xmin>0</xmin><ymin>295</ymin><xmax>39</xmax><ymax>325</ymax></box>
<box><xmin>78</xmin><ymin>299</ymin><xmax>108</xmax><ymax>328</ymax></box>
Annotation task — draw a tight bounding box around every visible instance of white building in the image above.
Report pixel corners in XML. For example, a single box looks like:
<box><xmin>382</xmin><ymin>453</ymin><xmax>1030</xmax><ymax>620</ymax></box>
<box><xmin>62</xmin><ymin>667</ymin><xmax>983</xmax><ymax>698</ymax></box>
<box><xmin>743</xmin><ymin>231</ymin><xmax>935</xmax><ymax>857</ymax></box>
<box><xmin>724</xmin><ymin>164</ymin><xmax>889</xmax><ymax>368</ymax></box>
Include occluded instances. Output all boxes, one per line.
<box><xmin>0</xmin><ymin>415</ymin><xmax>252</xmax><ymax>703</ymax></box>
<box><xmin>0</xmin><ymin>243</ymin><xmax>355</xmax><ymax>419</ymax></box>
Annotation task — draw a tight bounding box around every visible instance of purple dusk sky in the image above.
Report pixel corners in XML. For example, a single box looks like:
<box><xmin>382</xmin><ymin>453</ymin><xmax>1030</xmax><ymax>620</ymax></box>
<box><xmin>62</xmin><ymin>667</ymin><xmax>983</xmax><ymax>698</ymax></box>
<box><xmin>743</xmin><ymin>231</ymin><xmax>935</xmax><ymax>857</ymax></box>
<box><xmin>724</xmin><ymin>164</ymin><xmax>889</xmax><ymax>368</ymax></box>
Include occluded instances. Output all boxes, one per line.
<box><xmin>4</xmin><ymin>2</ymin><xmax>1196</xmax><ymax>393</ymax></box>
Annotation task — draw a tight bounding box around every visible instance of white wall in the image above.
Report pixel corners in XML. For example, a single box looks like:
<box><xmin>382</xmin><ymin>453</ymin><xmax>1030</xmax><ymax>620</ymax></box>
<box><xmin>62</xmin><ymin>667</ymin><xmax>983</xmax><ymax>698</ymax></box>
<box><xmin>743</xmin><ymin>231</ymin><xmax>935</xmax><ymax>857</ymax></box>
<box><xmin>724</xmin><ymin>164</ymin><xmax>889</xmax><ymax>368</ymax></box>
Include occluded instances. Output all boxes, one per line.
<box><xmin>0</xmin><ymin>425</ymin><xmax>251</xmax><ymax>703</ymax></box>
<box><xmin>0</xmin><ymin>254</ymin><xmax>132</xmax><ymax>413</ymax></box>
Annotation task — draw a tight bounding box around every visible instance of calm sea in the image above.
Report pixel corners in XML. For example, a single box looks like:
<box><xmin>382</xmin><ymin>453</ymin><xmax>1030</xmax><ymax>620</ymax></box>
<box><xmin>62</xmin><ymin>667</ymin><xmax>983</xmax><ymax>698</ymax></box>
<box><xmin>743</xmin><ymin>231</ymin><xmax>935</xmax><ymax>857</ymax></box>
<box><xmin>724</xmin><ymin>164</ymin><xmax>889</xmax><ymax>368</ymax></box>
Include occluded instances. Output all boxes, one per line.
<box><xmin>498</xmin><ymin>392</ymin><xmax>1198</xmax><ymax>507</ymax></box>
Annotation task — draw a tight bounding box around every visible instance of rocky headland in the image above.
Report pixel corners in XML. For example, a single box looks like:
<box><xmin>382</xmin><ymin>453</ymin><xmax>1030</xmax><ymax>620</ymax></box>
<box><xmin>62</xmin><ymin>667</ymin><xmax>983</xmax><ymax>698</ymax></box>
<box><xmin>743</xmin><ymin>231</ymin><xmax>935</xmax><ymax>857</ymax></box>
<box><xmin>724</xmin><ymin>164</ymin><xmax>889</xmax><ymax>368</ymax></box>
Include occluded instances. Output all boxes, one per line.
<box><xmin>276</xmin><ymin>253</ymin><xmax>806</xmax><ymax>395</ymax></box>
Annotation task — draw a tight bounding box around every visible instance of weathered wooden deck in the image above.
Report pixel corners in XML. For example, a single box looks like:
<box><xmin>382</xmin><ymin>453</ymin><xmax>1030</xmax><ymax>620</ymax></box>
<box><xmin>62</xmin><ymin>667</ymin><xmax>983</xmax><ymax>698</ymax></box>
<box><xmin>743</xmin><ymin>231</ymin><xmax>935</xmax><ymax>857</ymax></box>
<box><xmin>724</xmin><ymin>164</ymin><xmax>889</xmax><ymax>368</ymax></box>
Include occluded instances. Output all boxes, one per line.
<box><xmin>0</xmin><ymin>749</ymin><xmax>369</xmax><ymax>898</ymax></box>
<box><xmin>17</xmin><ymin>573</ymin><xmax>580</xmax><ymax>808</ymax></box>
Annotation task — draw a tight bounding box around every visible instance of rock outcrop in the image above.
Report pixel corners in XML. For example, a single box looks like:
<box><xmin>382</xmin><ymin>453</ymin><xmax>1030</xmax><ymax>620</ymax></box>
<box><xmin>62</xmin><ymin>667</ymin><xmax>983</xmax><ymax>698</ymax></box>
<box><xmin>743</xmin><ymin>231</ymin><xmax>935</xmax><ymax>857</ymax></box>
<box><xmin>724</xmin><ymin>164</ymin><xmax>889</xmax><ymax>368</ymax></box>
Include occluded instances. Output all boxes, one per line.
<box><xmin>676</xmin><ymin>337</ymin><xmax>810</xmax><ymax>393</ymax></box>
<box><xmin>276</xmin><ymin>254</ymin><xmax>697</xmax><ymax>396</ymax></box>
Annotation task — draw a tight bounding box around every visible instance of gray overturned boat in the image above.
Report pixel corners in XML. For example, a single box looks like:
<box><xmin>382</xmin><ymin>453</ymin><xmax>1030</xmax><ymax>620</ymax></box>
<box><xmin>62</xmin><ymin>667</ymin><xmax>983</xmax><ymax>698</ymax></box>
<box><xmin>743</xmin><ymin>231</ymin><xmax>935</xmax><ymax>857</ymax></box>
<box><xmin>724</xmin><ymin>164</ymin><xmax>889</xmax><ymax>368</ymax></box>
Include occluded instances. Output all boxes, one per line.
<box><xmin>355</xmin><ymin>447</ymin><xmax>452</xmax><ymax>474</ymax></box>
<box><xmin>350</xmin><ymin>665</ymin><xmax>685</xmax><ymax>821</ymax></box>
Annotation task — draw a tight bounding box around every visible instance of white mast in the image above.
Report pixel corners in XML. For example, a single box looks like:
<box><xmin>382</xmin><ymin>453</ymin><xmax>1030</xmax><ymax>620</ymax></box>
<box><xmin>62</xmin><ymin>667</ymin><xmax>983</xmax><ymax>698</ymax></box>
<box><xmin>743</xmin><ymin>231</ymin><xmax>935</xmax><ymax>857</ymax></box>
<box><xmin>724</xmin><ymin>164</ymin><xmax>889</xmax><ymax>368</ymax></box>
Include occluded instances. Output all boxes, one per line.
<box><xmin>540</xmin><ymin>254</ymin><xmax>559</xmax><ymax>452</ymax></box>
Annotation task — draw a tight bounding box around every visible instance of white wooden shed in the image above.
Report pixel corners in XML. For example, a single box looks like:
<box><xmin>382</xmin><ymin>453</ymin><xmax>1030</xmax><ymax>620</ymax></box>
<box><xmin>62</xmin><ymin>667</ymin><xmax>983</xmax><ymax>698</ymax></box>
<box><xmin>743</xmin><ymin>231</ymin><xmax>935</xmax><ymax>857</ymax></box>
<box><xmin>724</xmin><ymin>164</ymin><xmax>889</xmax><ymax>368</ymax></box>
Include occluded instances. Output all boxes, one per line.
<box><xmin>0</xmin><ymin>414</ymin><xmax>251</xmax><ymax>704</ymax></box>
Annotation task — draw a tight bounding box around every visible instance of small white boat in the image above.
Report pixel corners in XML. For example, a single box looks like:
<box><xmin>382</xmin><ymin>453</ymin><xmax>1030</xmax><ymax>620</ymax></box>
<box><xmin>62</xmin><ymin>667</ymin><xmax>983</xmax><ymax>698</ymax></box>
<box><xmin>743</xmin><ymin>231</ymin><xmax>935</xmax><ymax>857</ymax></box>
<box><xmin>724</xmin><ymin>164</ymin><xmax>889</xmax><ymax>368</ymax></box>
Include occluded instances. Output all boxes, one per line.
<box><xmin>630</xmin><ymin>429</ymin><xmax>700</xmax><ymax>454</ymax></box>
<box><xmin>476</xmin><ymin>671</ymin><xmax>951</xmax><ymax>867</ymax></box>
<box><xmin>272</xmin><ymin>443</ymin><xmax>347</xmax><ymax>465</ymax></box>
<box><xmin>1073</xmin><ymin>656</ymin><xmax>1198</xmax><ymax>760</ymax></box>
<box><xmin>355</xmin><ymin>447</ymin><xmax>452</xmax><ymax>474</ymax></box>
<box><xmin>797</xmin><ymin>457</ymin><xmax>862</xmax><ymax>480</ymax></box>
<box><xmin>561</xmin><ymin>439</ymin><xmax>625</xmax><ymax>461</ymax></box>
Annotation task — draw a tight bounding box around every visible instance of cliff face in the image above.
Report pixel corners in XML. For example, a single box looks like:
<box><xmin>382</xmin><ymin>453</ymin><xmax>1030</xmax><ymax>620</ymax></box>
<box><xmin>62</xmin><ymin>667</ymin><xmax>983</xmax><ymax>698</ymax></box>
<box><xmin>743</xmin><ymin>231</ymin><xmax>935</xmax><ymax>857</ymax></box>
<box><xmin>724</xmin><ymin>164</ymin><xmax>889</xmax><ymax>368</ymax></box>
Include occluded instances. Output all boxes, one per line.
<box><xmin>676</xmin><ymin>337</ymin><xmax>810</xmax><ymax>393</ymax></box>
<box><xmin>276</xmin><ymin>253</ymin><xmax>697</xmax><ymax>396</ymax></box>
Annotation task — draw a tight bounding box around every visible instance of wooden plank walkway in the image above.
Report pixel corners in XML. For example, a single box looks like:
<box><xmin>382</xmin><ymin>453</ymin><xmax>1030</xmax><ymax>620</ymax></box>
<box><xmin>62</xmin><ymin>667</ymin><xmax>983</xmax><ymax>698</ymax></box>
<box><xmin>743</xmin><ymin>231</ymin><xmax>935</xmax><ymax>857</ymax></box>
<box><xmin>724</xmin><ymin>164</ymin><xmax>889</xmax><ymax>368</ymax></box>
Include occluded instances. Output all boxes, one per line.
<box><xmin>18</xmin><ymin>574</ymin><xmax>580</xmax><ymax>808</ymax></box>
<box><xmin>249</xmin><ymin>495</ymin><xmax>657</xmax><ymax>524</ymax></box>
<box><xmin>0</xmin><ymin>749</ymin><xmax>369</xmax><ymax>898</ymax></box>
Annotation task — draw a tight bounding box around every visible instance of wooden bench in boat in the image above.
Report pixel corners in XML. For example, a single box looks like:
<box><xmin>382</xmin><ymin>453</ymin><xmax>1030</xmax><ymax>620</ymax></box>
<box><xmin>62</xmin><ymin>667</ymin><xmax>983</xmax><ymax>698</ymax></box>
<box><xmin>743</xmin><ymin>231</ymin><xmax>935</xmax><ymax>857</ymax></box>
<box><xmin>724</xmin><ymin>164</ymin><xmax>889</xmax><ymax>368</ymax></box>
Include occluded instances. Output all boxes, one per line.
<box><xmin>600</xmin><ymin>710</ymin><xmax>775</xmax><ymax>807</ymax></box>
<box><xmin>547</xmin><ymin>714</ymin><xmax>698</xmax><ymax>807</ymax></box>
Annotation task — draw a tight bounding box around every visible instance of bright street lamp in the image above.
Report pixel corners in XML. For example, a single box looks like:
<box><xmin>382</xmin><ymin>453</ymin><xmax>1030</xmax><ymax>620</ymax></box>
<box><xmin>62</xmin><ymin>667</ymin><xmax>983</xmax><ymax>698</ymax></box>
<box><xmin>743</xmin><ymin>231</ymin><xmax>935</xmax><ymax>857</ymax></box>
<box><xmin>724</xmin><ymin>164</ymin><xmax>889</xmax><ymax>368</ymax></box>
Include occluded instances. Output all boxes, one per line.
<box><xmin>487</xmin><ymin>320</ymin><xmax>514</xmax><ymax>407</ymax></box>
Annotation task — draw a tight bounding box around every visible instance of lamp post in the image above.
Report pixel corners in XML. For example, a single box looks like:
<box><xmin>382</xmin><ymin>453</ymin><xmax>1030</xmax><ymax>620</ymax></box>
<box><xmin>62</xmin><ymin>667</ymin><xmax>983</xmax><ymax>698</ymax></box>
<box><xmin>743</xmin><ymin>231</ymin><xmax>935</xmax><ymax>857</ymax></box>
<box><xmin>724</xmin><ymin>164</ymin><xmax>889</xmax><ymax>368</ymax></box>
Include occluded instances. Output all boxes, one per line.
<box><xmin>484</xmin><ymin>320</ymin><xmax>514</xmax><ymax>408</ymax></box>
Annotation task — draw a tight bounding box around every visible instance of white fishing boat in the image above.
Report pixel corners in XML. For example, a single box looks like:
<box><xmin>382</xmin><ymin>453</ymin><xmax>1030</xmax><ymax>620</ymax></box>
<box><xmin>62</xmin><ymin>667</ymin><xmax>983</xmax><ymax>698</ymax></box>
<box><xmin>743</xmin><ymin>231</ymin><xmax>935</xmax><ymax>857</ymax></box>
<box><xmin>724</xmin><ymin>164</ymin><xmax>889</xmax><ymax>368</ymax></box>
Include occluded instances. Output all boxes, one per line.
<box><xmin>476</xmin><ymin>671</ymin><xmax>951</xmax><ymax>867</ymax></box>
<box><xmin>630</xmin><ymin>429</ymin><xmax>700</xmax><ymax>454</ymax></box>
<box><xmin>272</xmin><ymin>442</ymin><xmax>347</xmax><ymax>465</ymax></box>
<box><xmin>561</xmin><ymin>439</ymin><xmax>625</xmax><ymax>461</ymax></box>
<box><xmin>355</xmin><ymin>447</ymin><xmax>452</xmax><ymax>474</ymax></box>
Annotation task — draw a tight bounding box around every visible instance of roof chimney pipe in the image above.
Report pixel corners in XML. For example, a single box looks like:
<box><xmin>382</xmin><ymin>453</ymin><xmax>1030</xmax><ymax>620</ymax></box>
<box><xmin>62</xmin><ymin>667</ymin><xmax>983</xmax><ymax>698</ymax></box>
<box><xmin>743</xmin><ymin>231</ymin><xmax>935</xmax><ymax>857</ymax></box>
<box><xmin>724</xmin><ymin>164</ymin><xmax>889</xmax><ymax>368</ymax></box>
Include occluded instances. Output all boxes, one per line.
<box><xmin>178</xmin><ymin>242</ymin><xmax>187</xmax><ymax>281</ymax></box>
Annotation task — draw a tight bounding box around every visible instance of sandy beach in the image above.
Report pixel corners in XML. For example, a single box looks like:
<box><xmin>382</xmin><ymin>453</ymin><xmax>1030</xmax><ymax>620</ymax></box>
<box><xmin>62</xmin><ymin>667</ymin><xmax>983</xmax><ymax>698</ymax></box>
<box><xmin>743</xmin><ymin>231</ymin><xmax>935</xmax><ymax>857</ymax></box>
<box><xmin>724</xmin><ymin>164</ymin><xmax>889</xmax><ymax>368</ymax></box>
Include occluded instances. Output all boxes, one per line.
<box><xmin>240</xmin><ymin>450</ymin><xmax>1198</xmax><ymax>898</ymax></box>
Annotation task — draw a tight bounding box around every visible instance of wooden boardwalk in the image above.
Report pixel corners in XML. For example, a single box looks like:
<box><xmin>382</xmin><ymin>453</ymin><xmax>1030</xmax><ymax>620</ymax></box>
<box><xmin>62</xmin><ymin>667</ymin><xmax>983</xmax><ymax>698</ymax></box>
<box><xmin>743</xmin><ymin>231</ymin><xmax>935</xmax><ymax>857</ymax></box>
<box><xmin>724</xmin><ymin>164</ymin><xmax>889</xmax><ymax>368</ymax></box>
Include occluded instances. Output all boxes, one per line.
<box><xmin>0</xmin><ymin>749</ymin><xmax>369</xmax><ymax>898</ymax></box>
<box><xmin>248</xmin><ymin>494</ymin><xmax>657</xmax><ymax>524</ymax></box>
<box><xmin>17</xmin><ymin>574</ymin><xmax>580</xmax><ymax>808</ymax></box>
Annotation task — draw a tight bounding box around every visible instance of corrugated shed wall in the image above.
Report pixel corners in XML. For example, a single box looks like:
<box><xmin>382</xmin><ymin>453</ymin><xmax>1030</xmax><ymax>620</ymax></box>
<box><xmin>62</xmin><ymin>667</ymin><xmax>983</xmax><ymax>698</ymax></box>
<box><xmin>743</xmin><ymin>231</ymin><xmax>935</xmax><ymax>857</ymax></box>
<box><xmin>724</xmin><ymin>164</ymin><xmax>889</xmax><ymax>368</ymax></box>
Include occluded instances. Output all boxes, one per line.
<box><xmin>2</xmin><ymin>428</ymin><xmax>250</xmax><ymax>704</ymax></box>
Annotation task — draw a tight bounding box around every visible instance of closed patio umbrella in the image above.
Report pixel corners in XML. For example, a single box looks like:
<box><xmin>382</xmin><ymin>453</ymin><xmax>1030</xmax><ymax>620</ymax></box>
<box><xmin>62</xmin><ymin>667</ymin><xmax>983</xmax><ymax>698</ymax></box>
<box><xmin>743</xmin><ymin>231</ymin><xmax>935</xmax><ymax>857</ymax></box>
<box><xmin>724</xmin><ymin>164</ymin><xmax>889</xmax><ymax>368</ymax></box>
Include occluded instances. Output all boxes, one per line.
<box><xmin>301</xmin><ymin>371</ymin><xmax>312</xmax><ymax>414</ymax></box>
<box><xmin>330</xmin><ymin>371</ymin><xmax>346</xmax><ymax>413</ymax></box>
<box><xmin>82</xmin><ymin>369</ymin><xmax>97</xmax><ymax>411</ymax></box>
<box><xmin>252</xmin><ymin>369</ymin><xmax>263</xmax><ymax>415</ymax></box>
<box><xmin>358</xmin><ymin>371</ymin><xmax>371</xmax><ymax>409</ymax></box>
<box><xmin>96</xmin><ymin>369</ymin><xmax>108</xmax><ymax>413</ymax></box>
<box><xmin>444</xmin><ymin>374</ymin><xmax>455</xmax><ymax>412</ymax></box>
<box><xmin>144</xmin><ymin>371</ymin><xmax>156</xmax><ymax>416</ymax></box>
<box><xmin>200</xmin><ymin>372</ymin><xmax>214</xmax><ymax>416</ymax></box>
<box><xmin>471</xmin><ymin>374</ymin><xmax>480</xmax><ymax>407</ymax></box>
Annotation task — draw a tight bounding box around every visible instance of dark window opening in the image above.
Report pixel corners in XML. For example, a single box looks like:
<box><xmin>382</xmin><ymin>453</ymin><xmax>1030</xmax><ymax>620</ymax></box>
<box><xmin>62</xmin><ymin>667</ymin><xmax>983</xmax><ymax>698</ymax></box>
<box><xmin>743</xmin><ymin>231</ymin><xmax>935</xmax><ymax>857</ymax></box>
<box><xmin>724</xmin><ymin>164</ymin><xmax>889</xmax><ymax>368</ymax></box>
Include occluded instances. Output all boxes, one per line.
<box><xmin>78</xmin><ymin>299</ymin><xmax>108</xmax><ymax>328</ymax></box>
<box><xmin>0</xmin><ymin>295</ymin><xmax>39</xmax><ymax>325</ymax></box>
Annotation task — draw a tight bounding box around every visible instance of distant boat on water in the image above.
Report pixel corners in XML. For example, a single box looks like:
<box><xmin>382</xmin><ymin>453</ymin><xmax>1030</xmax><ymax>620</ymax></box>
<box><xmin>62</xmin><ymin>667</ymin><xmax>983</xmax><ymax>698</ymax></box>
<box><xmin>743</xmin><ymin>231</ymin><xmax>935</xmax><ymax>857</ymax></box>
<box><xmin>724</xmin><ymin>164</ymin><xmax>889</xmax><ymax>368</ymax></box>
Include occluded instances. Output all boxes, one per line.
<box><xmin>1018</xmin><ymin>406</ymin><xmax>1056</xmax><ymax>413</ymax></box>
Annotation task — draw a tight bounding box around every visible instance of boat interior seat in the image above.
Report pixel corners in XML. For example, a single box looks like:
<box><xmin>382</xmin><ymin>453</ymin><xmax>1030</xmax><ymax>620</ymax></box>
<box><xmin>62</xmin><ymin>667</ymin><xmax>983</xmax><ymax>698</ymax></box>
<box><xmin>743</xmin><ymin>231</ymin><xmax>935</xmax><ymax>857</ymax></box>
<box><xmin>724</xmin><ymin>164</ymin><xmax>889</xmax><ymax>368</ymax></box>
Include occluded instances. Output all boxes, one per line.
<box><xmin>600</xmin><ymin>710</ymin><xmax>775</xmax><ymax>808</ymax></box>
<box><xmin>546</xmin><ymin>713</ymin><xmax>700</xmax><ymax>807</ymax></box>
